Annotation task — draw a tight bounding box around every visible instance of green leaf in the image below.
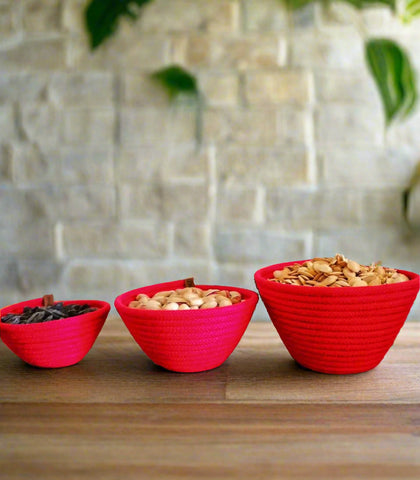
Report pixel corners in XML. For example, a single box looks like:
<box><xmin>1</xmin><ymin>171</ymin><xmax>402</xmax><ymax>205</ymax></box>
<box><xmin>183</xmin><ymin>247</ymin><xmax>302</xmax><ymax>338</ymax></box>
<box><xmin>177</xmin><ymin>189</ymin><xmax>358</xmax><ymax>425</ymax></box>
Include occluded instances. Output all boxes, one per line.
<box><xmin>280</xmin><ymin>0</ymin><xmax>396</xmax><ymax>10</ymax></box>
<box><xmin>280</xmin><ymin>0</ymin><xmax>317</xmax><ymax>10</ymax></box>
<box><xmin>84</xmin><ymin>0</ymin><xmax>153</xmax><ymax>50</ymax></box>
<box><xmin>365</xmin><ymin>38</ymin><xmax>417</xmax><ymax>125</ymax></box>
<box><xmin>151</xmin><ymin>65</ymin><xmax>199</xmax><ymax>100</ymax></box>
<box><xmin>403</xmin><ymin>161</ymin><xmax>420</xmax><ymax>228</ymax></box>
<box><xmin>401</xmin><ymin>0</ymin><xmax>420</xmax><ymax>22</ymax></box>
<box><xmin>337</xmin><ymin>0</ymin><xmax>396</xmax><ymax>10</ymax></box>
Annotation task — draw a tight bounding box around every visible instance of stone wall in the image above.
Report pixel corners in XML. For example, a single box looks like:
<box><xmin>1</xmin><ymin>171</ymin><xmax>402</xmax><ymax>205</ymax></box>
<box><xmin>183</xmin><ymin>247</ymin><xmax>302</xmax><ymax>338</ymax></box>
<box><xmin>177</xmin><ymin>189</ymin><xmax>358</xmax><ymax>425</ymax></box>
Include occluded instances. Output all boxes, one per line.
<box><xmin>1</xmin><ymin>0</ymin><xmax>420</xmax><ymax>318</ymax></box>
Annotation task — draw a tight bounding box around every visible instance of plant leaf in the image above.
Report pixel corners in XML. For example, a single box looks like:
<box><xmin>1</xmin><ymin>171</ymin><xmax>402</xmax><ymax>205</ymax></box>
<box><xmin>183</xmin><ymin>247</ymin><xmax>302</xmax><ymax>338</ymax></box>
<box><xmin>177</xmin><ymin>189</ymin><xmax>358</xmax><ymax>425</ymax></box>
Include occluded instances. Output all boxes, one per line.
<box><xmin>280</xmin><ymin>0</ymin><xmax>318</xmax><ymax>10</ymax></box>
<box><xmin>336</xmin><ymin>0</ymin><xmax>396</xmax><ymax>10</ymax></box>
<box><xmin>365</xmin><ymin>38</ymin><xmax>417</xmax><ymax>125</ymax></box>
<box><xmin>401</xmin><ymin>0</ymin><xmax>420</xmax><ymax>22</ymax></box>
<box><xmin>151</xmin><ymin>65</ymin><xmax>199</xmax><ymax>100</ymax></box>
<box><xmin>280</xmin><ymin>0</ymin><xmax>396</xmax><ymax>10</ymax></box>
<box><xmin>403</xmin><ymin>161</ymin><xmax>420</xmax><ymax>228</ymax></box>
<box><xmin>84</xmin><ymin>0</ymin><xmax>153</xmax><ymax>50</ymax></box>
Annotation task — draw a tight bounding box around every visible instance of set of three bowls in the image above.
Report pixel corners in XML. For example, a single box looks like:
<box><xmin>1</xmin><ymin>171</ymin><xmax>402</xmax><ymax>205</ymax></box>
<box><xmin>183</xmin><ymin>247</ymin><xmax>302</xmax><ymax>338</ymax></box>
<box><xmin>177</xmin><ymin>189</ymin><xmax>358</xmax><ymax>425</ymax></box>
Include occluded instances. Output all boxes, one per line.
<box><xmin>1</xmin><ymin>260</ymin><xmax>419</xmax><ymax>375</ymax></box>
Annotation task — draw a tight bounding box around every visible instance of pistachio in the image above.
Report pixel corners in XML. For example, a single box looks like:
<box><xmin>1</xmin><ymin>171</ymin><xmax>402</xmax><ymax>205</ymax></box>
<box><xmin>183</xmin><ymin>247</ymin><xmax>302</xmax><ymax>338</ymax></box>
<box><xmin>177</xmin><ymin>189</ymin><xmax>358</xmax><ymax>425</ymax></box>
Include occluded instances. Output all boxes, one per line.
<box><xmin>163</xmin><ymin>302</ymin><xmax>180</xmax><ymax>310</ymax></box>
<box><xmin>269</xmin><ymin>254</ymin><xmax>410</xmax><ymax>288</ymax></box>
<box><xmin>129</xmin><ymin>286</ymin><xmax>243</xmax><ymax>310</ymax></box>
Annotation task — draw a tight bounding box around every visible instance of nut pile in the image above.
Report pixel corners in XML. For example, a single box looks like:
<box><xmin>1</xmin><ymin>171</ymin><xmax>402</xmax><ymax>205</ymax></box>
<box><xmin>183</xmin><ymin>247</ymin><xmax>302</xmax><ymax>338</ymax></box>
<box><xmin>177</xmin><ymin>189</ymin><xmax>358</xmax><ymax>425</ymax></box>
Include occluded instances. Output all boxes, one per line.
<box><xmin>1</xmin><ymin>303</ymin><xmax>97</xmax><ymax>324</ymax></box>
<box><xmin>270</xmin><ymin>254</ymin><xmax>410</xmax><ymax>287</ymax></box>
<box><xmin>129</xmin><ymin>287</ymin><xmax>243</xmax><ymax>310</ymax></box>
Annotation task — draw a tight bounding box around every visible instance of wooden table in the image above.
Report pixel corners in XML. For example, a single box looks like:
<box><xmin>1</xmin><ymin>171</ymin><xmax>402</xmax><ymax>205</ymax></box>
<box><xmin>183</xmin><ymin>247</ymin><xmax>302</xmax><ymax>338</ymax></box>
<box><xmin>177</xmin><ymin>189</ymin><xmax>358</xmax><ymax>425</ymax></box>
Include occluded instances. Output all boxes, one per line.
<box><xmin>1</xmin><ymin>316</ymin><xmax>420</xmax><ymax>479</ymax></box>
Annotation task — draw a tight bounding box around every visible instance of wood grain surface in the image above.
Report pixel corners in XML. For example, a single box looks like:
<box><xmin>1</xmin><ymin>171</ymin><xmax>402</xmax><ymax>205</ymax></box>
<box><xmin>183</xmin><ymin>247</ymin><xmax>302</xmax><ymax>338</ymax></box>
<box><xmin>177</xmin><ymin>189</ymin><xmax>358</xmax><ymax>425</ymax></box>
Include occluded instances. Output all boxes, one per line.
<box><xmin>1</xmin><ymin>316</ymin><xmax>420</xmax><ymax>479</ymax></box>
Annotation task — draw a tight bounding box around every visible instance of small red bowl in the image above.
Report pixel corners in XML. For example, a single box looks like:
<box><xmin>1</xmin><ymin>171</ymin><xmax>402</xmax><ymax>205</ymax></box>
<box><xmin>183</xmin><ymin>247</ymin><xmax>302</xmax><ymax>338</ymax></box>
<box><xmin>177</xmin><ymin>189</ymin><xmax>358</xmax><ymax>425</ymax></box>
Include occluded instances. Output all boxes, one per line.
<box><xmin>0</xmin><ymin>298</ymin><xmax>110</xmax><ymax>368</ymax></box>
<box><xmin>255</xmin><ymin>261</ymin><xmax>420</xmax><ymax>374</ymax></box>
<box><xmin>114</xmin><ymin>280</ymin><xmax>259</xmax><ymax>373</ymax></box>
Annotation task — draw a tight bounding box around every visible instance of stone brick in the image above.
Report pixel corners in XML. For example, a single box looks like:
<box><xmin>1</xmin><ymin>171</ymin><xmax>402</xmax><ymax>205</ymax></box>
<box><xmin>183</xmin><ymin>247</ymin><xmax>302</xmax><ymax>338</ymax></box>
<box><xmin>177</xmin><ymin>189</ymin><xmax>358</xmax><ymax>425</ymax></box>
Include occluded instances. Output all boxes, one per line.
<box><xmin>162</xmin><ymin>183</ymin><xmax>209</xmax><ymax>221</ymax></box>
<box><xmin>61</xmin><ymin>220</ymin><xmax>169</xmax><ymax>259</ymax></box>
<box><xmin>203</xmin><ymin>108</ymin><xmax>277</xmax><ymax>145</ymax></box>
<box><xmin>0</xmin><ymin>291</ymin><xmax>21</xmax><ymax>308</ymax></box>
<box><xmin>140</xmin><ymin>0</ymin><xmax>239</xmax><ymax>33</ymax></box>
<box><xmin>17</xmin><ymin>260</ymin><xmax>61</xmax><ymax>294</ymax></box>
<box><xmin>293</xmin><ymin>3</ymin><xmax>316</xmax><ymax>28</ymax></box>
<box><xmin>266</xmin><ymin>187</ymin><xmax>361</xmax><ymax>229</ymax></box>
<box><xmin>291</xmin><ymin>31</ymin><xmax>365</xmax><ymax>70</ymax></box>
<box><xmin>163</xmin><ymin>144</ymin><xmax>210</xmax><ymax>182</ymax></box>
<box><xmin>122</xmin><ymin>73</ymin><xmax>170</xmax><ymax>107</ymax></box>
<box><xmin>173</xmin><ymin>222</ymin><xmax>210</xmax><ymax>257</ymax></box>
<box><xmin>117</xmin><ymin>143</ymin><xmax>209</xmax><ymax>184</ymax></box>
<box><xmin>0</xmin><ymin>188</ymin><xmax>52</xmax><ymax>228</ymax></box>
<box><xmin>71</xmin><ymin>31</ymin><xmax>169</xmax><ymax>71</ymax></box>
<box><xmin>63</xmin><ymin>260</ymin><xmax>134</xmax><ymax>296</ymax></box>
<box><xmin>20</xmin><ymin>104</ymin><xmax>60</xmax><ymax>146</ymax></box>
<box><xmin>0</xmin><ymin>39</ymin><xmax>67</xmax><ymax>70</ymax></box>
<box><xmin>59</xmin><ymin>186</ymin><xmax>117</xmax><ymax>220</ymax></box>
<box><xmin>199</xmin><ymin>72</ymin><xmax>239</xmax><ymax>107</ymax></box>
<box><xmin>25</xmin><ymin>187</ymin><xmax>59</xmax><ymax>221</ymax></box>
<box><xmin>116</xmin><ymin>145</ymin><xmax>164</xmax><ymax>183</ymax></box>
<box><xmin>360</xmin><ymin>8</ymin><xmax>420</xmax><ymax>36</ymax></box>
<box><xmin>314</xmin><ymin>227</ymin><xmax>412</xmax><ymax>270</ymax></box>
<box><xmin>62</xmin><ymin>0</ymin><xmax>85</xmax><ymax>35</ymax></box>
<box><xmin>0</xmin><ymin>104</ymin><xmax>15</xmax><ymax>142</ymax></box>
<box><xmin>0</xmin><ymin>2</ymin><xmax>18</xmax><ymax>37</ymax></box>
<box><xmin>214</xmin><ymin>263</ymin><xmax>256</xmax><ymax>291</ymax></box>
<box><xmin>315</xmin><ymin>71</ymin><xmax>380</xmax><ymax>106</ymax></box>
<box><xmin>12</xmin><ymin>143</ymin><xmax>59</xmax><ymax>185</ymax></box>
<box><xmin>50</xmin><ymin>73</ymin><xmax>114</xmax><ymax>107</ymax></box>
<box><xmin>119</xmin><ymin>183</ymin><xmax>163</xmax><ymax>220</ymax></box>
<box><xmin>215</xmin><ymin>227</ymin><xmax>308</xmax><ymax>263</ymax></box>
<box><xmin>246</xmin><ymin>70</ymin><xmax>312</xmax><ymax>106</ymax></box>
<box><xmin>0</xmin><ymin>259</ymin><xmax>19</xmax><ymax>291</ymax></box>
<box><xmin>216</xmin><ymin>185</ymin><xmax>260</xmax><ymax>223</ymax></box>
<box><xmin>60</xmin><ymin>147</ymin><xmax>114</xmax><ymax>185</ymax></box>
<box><xmin>120</xmin><ymin>108</ymin><xmax>162</xmax><ymax>145</ymax></box>
<box><xmin>0</xmin><ymin>215</ymin><xmax>54</xmax><ymax>259</ymax></box>
<box><xmin>385</xmin><ymin>110</ymin><xmax>420</xmax><ymax>152</ymax></box>
<box><xmin>216</xmin><ymin>146</ymin><xmax>310</xmax><ymax>186</ymax></box>
<box><xmin>244</xmin><ymin>0</ymin><xmax>287</xmax><ymax>32</ymax></box>
<box><xmin>137</xmin><ymin>261</ymin><xmax>213</xmax><ymax>286</ymax></box>
<box><xmin>0</xmin><ymin>74</ymin><xmax>48</xmax><ymax>104</ymax></box>
<box><xmin>315</xmin><ymin>104</ymin><xmax>384</xmax><ymax>146</ymax></box>
<box><xmin>359</xmin><ymin>190</ymin><xmax>403</xmax><ymax>226</ymax></box>
<box><xmin>61</xmin><ymin>108</ymin><xmax>115</xmax><ymax>146</ymax></box>
<box><xmin>173</xmin><ymin>34</ymin><xmax>284</xmax><ymax>70</ymax></box>
<box><xmin>315</xmin><ymin>2</ymin><xmax>356</xmax><ymax>30</ymax></box>
<box><xmin>277</xmin><ymin>107</ymin><xmax>312</xmax><ymax>145</ymax></box>
<box><xmin>23</xmin><ymin>0</ymin><xmax>62</xmax><ymax>33</ymax></box>
<box><xmin>0</xmin><ymin>144</ymin><xmax>12</xmax><ymax>182</ymax></box>
<box><xmin>0</xmin><ymin>186</ymin><xmax>57</xmax><ymax>225</ymax></box>
<box><xmin>120</xmin><ymin>107</ymin><xmax>196</xmax><ymax>146</ymax></box>
<box><xmin>319</xmin><ymin>147</ymin><xmax>416</xmax><ymax>188</ymax></box>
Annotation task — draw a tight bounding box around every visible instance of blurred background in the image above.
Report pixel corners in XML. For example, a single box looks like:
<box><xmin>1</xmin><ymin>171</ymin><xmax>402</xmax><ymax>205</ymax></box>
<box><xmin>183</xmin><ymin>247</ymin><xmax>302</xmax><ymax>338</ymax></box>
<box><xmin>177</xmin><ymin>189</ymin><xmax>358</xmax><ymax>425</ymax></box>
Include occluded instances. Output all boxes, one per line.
<box><xmin>1</xmin><ymin>0</ymin><xmax>420</xmax><ymax>319</ymax></box>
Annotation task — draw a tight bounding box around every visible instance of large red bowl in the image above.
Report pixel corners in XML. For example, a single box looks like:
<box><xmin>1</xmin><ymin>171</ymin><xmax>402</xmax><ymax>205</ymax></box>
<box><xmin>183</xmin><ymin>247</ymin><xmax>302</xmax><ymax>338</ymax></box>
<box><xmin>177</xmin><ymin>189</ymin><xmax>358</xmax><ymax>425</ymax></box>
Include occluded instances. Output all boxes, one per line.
<box><xmin>255</xmin><ymin>261</ymin><xmax>420</xmax><ymax>374</ymax></box>
<box><xmin>115</xmin><ymin>280</ymin><xmax>259</xmax><ymax>373</ymax></box>
<box><xmin>0</xmin><ymin>298</ymin><xmax>110</xmax><ymax>368</ymax></box>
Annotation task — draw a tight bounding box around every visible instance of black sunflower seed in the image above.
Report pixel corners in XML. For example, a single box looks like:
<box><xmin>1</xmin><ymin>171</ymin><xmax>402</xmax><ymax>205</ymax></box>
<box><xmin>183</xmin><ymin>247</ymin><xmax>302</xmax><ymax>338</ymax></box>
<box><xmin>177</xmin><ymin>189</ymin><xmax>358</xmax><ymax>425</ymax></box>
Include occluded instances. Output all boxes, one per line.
<box><xmin>1</xmin><ymin>302</ymin><xmax>98</xmax><ymax>325</ymax></box>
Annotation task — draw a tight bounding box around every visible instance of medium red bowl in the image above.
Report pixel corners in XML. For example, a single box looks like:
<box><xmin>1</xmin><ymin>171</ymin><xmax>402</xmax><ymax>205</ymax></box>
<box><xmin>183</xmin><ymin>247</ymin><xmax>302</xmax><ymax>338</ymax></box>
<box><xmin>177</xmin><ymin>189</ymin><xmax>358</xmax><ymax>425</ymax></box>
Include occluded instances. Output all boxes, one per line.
<box><xmin>0</xmin><ymin>298</ymin><xmax>110</xmax><ymax>368</ymax></box>
<box><xmin>255</xmin><ymin>261</ymin><xmax>420</xmax><ymax>374</ymax></box>
<box><xmin>114</xmin><ymin>280</ymin><xmax>259</xmax><ymax>373</ymax></box>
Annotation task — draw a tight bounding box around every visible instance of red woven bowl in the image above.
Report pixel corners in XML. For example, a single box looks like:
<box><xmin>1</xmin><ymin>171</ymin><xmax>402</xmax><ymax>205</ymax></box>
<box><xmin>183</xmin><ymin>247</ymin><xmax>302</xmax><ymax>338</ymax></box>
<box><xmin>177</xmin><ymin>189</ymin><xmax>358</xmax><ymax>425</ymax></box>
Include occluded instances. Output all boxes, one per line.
<box><xmin>114</xmin><ymin>280</ymin><xmax>259</xmax><ymax>373</ymax></box>
<box><xmin>255</xmin><ymin>261</ymin><xmax>420</xmax><ymax>374</ymax></box>
<box><xmin>0</xmin><ymin>298</ymin><xmax>110</xmax><ymax>368</ymax></box>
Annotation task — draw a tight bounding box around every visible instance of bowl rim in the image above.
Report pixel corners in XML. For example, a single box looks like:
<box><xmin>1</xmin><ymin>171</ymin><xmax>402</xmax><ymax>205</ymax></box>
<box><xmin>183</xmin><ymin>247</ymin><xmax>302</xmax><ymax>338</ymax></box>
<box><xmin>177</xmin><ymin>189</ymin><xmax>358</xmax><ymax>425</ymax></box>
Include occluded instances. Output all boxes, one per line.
<box><xmin>254</xmin><ymin>259</ymin><xmax>420</xmax><ymax>297</ymax></box>
<box><xmin>114</xmin><ymin>280</ymin><xmax>259</xmax><ymax>316</ymax></box>
<box><xmin>0</xmin><ymin>298</ymin><xmax>111</xmax><ymax>329</ymax></box>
